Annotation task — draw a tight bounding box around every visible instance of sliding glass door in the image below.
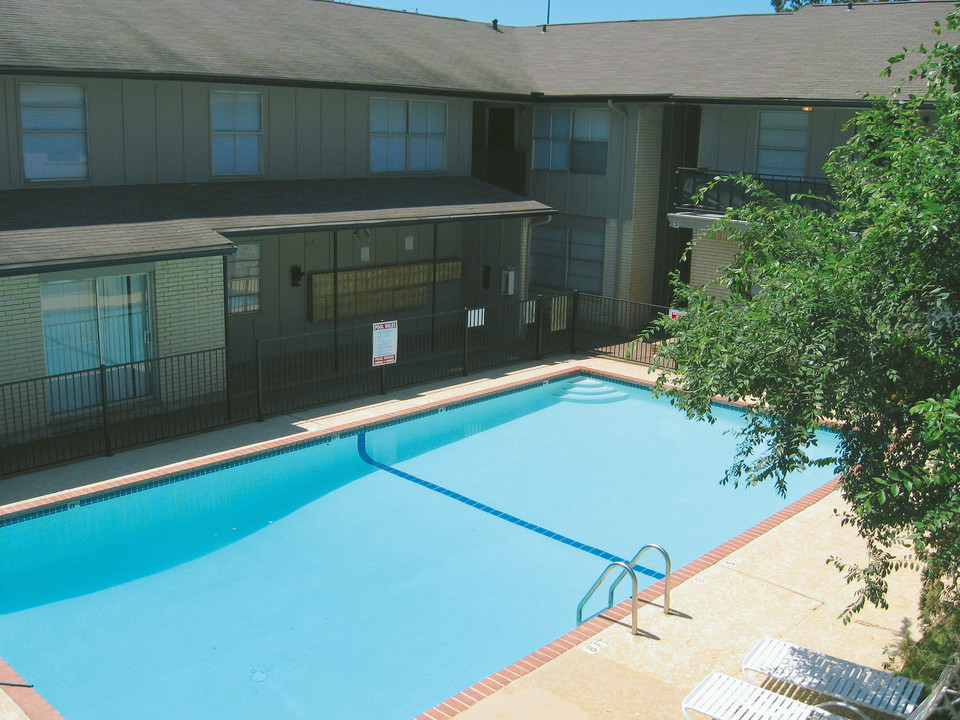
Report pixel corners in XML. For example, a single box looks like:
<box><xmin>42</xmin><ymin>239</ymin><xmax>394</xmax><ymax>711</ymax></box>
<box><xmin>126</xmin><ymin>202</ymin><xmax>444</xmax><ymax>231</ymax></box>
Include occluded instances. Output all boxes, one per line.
<box><xmin>41</xmin><ymin>274</ymin><xmax>153</xmax><ymax>411</ymax></box>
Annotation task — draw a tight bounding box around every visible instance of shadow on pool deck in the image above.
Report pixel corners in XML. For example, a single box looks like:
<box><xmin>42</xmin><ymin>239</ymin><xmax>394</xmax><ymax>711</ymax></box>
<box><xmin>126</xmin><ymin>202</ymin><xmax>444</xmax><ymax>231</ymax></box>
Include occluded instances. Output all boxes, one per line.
<box><xmin>0</xmin><ymin>357</ymin><xmax>921</xmax><ymax>720</ymax></box>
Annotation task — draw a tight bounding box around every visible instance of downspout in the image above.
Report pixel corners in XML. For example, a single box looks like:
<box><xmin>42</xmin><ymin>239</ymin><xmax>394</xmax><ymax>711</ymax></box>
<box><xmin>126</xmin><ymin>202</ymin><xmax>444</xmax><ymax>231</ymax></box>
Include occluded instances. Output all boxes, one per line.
<box><xmin>608</xmin><ymin>99</ymin><xmax>628</xmax><ymax>299</ymax></box>
<box><xmin>524</xmin><ymin>215</ymin><xmax>555</xmax><ymax>300</ymax></box>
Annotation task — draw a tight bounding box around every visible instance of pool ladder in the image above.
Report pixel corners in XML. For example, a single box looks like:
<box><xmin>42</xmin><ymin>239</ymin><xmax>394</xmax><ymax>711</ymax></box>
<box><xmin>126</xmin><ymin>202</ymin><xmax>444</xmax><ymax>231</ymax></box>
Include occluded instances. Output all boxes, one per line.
<box><xmin>576</xmin><ymin>544</ymin><xmax>672</xmax><ymax>636</ymax></box>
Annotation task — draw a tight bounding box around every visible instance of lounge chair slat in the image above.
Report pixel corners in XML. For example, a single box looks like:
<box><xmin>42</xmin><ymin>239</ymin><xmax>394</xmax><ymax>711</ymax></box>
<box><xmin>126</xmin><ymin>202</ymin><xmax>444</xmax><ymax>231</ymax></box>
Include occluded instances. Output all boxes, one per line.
<box><xmin>875</xmin><ymin>674</ymin><xmax>907</xmax><ymax>711</ymax></box>
<box><xmin>740</xmin><ymin>638</ymin><xmax>937</xmax><ymax>719</ymax></box>
<box><xmin>683</xmin><ymin>672</ymin><xmax>842</xmax><ymax>720</ymax></box>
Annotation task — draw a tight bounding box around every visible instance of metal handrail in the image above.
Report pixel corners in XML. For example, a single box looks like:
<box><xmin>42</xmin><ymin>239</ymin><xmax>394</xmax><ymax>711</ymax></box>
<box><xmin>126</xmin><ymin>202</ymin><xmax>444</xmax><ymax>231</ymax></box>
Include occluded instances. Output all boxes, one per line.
<box><xmin>673</xmin><ymin>166</ymin><xmax>836</xmax><ymax>214</ymax></box>
<box><xmin>608</xmin><ymin>543</ymin><xmax>671</xmax><ymax>615</ymax></box>
<box><xmin>576</xmin><ymin>561</ymin><xmax>640</xmax><ymax>635</ymax></box>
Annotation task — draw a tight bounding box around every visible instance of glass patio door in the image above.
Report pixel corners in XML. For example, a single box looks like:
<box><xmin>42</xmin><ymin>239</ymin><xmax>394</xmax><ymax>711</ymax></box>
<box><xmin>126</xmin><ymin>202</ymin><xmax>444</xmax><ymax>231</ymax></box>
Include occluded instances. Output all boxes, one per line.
<box><xmin>41</xmin><ymin>274</ymin><xmax>152</xmax><ymax>411</ymax></box>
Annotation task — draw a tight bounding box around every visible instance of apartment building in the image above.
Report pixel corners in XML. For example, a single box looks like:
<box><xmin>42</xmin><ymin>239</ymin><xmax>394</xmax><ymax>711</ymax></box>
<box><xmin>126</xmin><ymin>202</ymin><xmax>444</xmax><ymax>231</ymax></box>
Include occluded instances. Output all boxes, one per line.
<box><xmin>0</xmin><ymin>0</ymin><xmax>951</xmax><ymax>394</ymax></box>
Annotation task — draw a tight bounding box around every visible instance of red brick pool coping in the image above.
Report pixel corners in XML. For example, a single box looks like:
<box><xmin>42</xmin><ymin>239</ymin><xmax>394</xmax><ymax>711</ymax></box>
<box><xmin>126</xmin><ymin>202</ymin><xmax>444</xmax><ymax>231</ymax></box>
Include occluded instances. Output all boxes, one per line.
<box><xmin>0</xmin><ymin>365</ymin><xmax>840</xmax><ymax>720</ymax></box>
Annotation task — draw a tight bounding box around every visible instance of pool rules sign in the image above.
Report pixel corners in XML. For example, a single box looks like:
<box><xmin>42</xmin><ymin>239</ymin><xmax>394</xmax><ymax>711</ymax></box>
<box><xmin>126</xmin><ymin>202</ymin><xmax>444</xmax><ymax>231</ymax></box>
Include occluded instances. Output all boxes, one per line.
<box><xmin>372</xmin><ymin>320</ymin><xmax>398</xmax><ymax>366</ymax></box>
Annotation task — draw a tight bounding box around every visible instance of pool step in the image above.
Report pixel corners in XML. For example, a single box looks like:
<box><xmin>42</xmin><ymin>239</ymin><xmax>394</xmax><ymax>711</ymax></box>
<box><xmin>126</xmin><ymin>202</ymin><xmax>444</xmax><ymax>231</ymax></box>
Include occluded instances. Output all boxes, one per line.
<box><xmin>555</xmin><ymin>378</ymin><xmax>629</xmax><ymax>404</ymax></box>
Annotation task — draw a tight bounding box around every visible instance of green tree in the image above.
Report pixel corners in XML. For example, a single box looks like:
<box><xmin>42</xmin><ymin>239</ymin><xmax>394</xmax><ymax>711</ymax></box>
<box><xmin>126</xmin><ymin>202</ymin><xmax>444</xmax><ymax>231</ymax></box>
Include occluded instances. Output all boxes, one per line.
<box><xmin>652</xmin><ymin>7</ymin><xmax>960</xmax><ymax>663</ymax></box>
<box><xmin>772</xmin><ymin>0</ymin><xmax>906</xmax><ymax>12</ymax></box>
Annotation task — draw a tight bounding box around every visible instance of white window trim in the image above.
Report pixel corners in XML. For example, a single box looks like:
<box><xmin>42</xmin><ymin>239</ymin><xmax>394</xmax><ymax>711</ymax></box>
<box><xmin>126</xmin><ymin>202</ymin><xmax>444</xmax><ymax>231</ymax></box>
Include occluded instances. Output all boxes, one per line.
<box><xmin>40</xmin><ymin>271</ymin><xmax>155</xmax><ymax>410</ymax></box>
<box><xmin>369</xmin><ymin>97</ymin><xmax>447</xmax><ymax>173</ymax></box>
<box><xmin>210</xmin><ymin>89</ymin><xmax>263</xmax><ymax>177</ymax></box>
<box><xmin>755</xmin><ymin>110</ymin><xmax>810</xmax><ymax>178</ymax></box>
<box><xmin>532</xmin><ymin>107</ymin><xmax>610</xmax><ymax>176</ymax></box>
<box><xmin>19</xmin><ymin>81</ymin><xmax>90</xmax><ymax>182</ymax></box>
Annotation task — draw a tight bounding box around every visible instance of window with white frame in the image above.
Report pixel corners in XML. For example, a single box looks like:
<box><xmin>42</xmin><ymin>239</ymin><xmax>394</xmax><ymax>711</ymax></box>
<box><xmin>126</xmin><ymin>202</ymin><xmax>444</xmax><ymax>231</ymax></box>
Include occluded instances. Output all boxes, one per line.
<box><xmin>211</xmin><ymin>90</ymin><xmax>262</xmax><ymax>175</ymax></box>
<box><xmin>533</xmin><ymin>108</ymin><xmax>610</xmax><ymax>175</ymax></box>
<box><xmin>41</xmin><ymin>273</ymin><xmax>153</xmax><ymax>411</ymax></box>
<box><xmin>530</xmin><ymin>219</ymin><xmax>605</xmax><ymax>294</ymax></box>
<box><xmin>227</xmin><ymin>244</ymin><xmax>261</xmax><ymax>314</ymax></box>
<box><xmin>756</xmin><ymin>111</ymin><xmax>809</xmax><ymax>177</ymax></box>
<box><xmin>20</xmin><ymin>83</ymin><xmax>89</xmax><ymax>180</ymax></box>
<box><xmin>533</xmin><ymin>108</ymin><xmax>570</xmax><ymax>172</ymax></box>
<box><xmin>369</xmin><ymin>98</ymin><xmax>446</xmax><ymax>172</ymax></box>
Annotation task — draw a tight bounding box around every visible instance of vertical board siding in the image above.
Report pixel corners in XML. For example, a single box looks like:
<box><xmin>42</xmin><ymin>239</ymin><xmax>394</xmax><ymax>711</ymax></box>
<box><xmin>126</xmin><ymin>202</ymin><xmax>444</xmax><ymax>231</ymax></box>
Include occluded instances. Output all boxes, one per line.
<box><xmin>0</xmin><ymin>77</ymin><xmax>11</xmax><ymax>189</ymax></box>
<box><xmin>698</xmin><ymin>104</ymin><xmax>853</xmax><ymax>180</ymax></box>
<box><xmin>268</xmin><ymin>86</ymin><xmax>296</xmax><ymax>180</ymax></box>
<box><xmin>343</xmin><ymin>91</ymin><xmax>368</xmax><ymax>177</ymax></box>
<box><xmin>296</xmin><ymin>88</ymin><xmax>324</xmax><ymax>179</ymax></box>
<box><xmin>87</xmin><ymin>79</ymin><xmax>126</xmax><ymax>184</ymax></box>
<box><xmin>181</xmin><ymin>82</ymin><xmax>209</xmax><ymax>182</ymax></box>
<box><xmin>122</xmin><ymin>81</ymin><xmax>159</xmax><ymax>185</ymax></box>
<box><xmin>156</xmin><ymin>82</ymin><xmax>186</xmax><ymax>183</ymax></box>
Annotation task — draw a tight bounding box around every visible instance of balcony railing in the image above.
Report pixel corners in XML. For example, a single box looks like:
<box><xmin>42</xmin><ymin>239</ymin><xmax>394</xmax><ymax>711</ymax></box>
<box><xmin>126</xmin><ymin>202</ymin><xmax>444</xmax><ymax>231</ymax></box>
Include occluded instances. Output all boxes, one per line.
<box><xmin>472</xmin><ymin>150</ymin><xmax>528</xmax><ymax>196</ymax></box>
<box><xmin>674</xmin><ymin>167</ymin><xmax>836</xmax><ymax>214</ymax></box>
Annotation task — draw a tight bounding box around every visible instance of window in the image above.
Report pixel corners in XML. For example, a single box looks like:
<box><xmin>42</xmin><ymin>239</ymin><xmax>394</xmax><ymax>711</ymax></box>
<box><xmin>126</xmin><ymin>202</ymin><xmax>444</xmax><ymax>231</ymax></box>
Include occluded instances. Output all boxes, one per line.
<box><xmin>41</xmin><ymin>274</ymin><xmax>152</xmax><ymax>411</ymax></box>
<box><xmin>370</xmin><ymin>98</ymin><xmax>446</xmax><ymax>172</ymax></box>
<box><xmin>20</xmin><ymin>83</ymin><xmax>88</xmax><ymax>180</ymax></box>
<box><xmin>211</xmin><ymin>91</ymin><xmax>262</xmax><ymax>175</ymax></box>
<box><xmin>530</xmin><ymin>220</ymin><xmax>605</xmax><ymax>294</ymax></box>
<box><xmin>227</xmin><ymin>244</ymin><xmax>261</xmax><ymax>314</ymax></box>
<box><xmin>533</xmin><ymin>109</ymin><xmax>570</xmax><ymax>172</ymax></box>
<box><xmin>533</xmin><ymin>108</ymin><xmax>609</xmax><ymax>175</ymax></box>
<box><xmin>756</xmin><ymin>111</ymin><xmax>809</xmax><ymax>177</ymax></box>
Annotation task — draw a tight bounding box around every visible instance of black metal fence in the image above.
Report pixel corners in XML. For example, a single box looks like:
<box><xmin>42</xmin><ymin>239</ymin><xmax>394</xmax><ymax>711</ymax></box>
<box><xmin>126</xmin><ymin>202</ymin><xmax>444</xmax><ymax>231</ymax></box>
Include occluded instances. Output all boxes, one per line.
<box><xmin>0</xmin><ymin>293</ymin><xmax>670</xmax><ymax>477</ymax></box>
<box><xmin>674</xmin><ymin>167</ymin><xmax>836</xmax><ymax>214</ymax></box>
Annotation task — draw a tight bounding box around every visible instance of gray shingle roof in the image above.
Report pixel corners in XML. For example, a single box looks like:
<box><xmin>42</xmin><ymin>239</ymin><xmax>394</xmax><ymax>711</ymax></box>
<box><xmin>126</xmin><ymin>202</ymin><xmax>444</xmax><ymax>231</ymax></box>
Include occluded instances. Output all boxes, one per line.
<box><xmin>516</xmin><ymin>2</ymin><xmax>957</xmax><ymax>101</ymax></box>
<box><xmin>0</xmin><ymin>0</ymin><xmax>535</xmax><ymax>96</ymax></box>
<box><xmin>0</xmin><ymin>177</ymin><xmax>554</xmax><ymax>275</ymax></box>
<box><xmin>0</xmin><ymin>0</ymin><xmax>954</xmax><ymax>101</ymax></box>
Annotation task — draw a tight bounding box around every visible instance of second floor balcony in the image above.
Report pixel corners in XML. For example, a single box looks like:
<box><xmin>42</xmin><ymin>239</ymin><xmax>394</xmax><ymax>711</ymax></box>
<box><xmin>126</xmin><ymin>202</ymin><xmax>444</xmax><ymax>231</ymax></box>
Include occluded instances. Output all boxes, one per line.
<box><xmin>674</xmin><ymin>167</ymin><xmax>836</xmax><ymax>215</ymax></box>
<box><xmin>472</xmin><ymin>150</ymin><xmax>528</xmax><ymax>197</ymax></box>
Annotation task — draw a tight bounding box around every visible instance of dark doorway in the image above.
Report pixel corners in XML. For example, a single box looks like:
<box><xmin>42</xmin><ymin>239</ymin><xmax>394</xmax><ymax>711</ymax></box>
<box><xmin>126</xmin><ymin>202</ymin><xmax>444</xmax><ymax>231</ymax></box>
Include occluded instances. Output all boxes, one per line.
<box><xmin>487</xmin><ymin>108</ymin><xmax>515</xmax><ymax>152</ymax></box>
<box><xmin>472</xmin><ymin>104</ymin><xmax>526</xmax><ymax>195</ymax></box>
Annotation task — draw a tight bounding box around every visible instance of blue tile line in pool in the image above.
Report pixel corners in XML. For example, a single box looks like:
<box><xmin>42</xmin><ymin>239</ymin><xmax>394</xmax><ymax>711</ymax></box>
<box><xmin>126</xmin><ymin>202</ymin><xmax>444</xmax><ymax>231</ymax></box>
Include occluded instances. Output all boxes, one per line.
<box><xmin>356</xmin><ymin>432</ymin><xmax>664</xmax><ymax>581</ymax></box>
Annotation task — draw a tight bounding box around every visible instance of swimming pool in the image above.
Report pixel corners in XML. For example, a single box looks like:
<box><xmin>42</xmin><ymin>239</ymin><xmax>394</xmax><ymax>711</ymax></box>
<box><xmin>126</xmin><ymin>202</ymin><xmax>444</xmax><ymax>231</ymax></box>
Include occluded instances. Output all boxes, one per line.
<box><xmin>0</xmin><ymin>374</ymin><xmax>839</xmax><ymax>720</ymax></box>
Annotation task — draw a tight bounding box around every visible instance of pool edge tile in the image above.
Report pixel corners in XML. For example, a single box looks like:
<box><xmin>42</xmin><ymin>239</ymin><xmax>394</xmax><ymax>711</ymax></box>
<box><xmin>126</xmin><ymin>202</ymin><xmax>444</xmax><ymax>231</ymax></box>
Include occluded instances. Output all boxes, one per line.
<box><xmin>0</xmin><ymin>658</ymin><xmax>68</xmax><ymax>720</ymax></box>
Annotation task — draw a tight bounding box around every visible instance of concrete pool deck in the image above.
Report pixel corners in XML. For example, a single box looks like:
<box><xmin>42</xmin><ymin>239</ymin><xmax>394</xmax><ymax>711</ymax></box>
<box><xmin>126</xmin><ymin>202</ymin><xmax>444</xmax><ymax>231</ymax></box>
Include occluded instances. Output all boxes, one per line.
<box><xmin>0</xmin><ymin>357</ymin><xmax>922</xmax><ymax>720</ymax></box>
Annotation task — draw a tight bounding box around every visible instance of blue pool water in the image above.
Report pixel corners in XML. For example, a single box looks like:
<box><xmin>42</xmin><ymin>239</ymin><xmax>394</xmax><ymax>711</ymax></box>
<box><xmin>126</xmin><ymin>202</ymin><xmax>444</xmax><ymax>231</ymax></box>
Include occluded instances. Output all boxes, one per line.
<box><xmin>0</xmin><ymin>376</ymin><xmax>838</xmax><ymax>720</ymax></box>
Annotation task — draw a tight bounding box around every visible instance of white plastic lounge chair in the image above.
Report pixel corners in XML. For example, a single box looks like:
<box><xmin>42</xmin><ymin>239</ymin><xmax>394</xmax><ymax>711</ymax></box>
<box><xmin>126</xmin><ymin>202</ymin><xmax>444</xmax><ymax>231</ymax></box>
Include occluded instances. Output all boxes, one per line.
<box><xmin>684</xmin><ymin>666</ymin><xmax>959</xmax><ymax>720</ymax></box>
<box><xmin>741</xmin><ymin>638</ymin><xmax>928</xmax><ymax>718</ymax></box>
<box><xmin>683</xmin><ymin>672</ymin><xmax>869</xmax><ymax>720</ymax></box>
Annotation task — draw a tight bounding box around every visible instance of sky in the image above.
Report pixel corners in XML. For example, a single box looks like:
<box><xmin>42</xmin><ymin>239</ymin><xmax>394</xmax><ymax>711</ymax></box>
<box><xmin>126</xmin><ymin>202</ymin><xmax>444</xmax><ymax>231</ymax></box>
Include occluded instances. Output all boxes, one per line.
<box><xmin>339</xmin><ymin>0</ymin><xmax>779</xmax><ymax>26</ymax></box>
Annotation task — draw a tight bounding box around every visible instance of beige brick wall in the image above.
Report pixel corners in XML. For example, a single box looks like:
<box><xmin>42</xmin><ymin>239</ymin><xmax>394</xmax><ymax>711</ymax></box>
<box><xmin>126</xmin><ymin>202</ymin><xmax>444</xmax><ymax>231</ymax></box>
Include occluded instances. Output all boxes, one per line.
<box><xmin>153</xmin><ymin>256</ymin><xmax>227</xmax><ymax>405</ymax></box>
<box><xmin>0</xmin><ymin>261</ymin><xmax>227</xmax><ymax>373</ymax></box>
<box><xmin>519</xmin><ymin>217</ymin><xmax>530</xmax><ymax>300</ymax></box>
<box><xmin>620</xmin><ymin>104</ymin><xmax>664</xmax><ymax>304</ymax></box>
<box><xmin>0</xmin><ymin>275</ymin><xmax>48</xmax><ymax>436</ymax></box>
<box><xmin>154</xmin><ymin>256</ymin><xmax>225</xmax><ymax>357</ymax></box>
<box><xmin>0</xmin><ymin>274</ymin><xmax>45</xmax><ymax>384</ymax></box>
<box><xmin>1</xmin><ymin>260</ymin><xmax>227</xmax><ymax>436</ymax></box>
<box><xmin>689</xmin><ymin>229</ymin><xmax>738</xmax><ymax>299</ymax></box>
<box><xmin>602</xmin><ymin>217</ymin><xmax>623</xmax><ymax>298</ymax></box>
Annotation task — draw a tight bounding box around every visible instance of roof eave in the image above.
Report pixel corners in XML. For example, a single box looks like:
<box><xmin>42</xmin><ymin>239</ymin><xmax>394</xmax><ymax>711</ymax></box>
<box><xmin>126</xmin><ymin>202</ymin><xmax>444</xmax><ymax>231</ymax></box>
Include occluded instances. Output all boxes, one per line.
<box><xmin>217</xmin><ymin>207</ymin><xmax>557</xmax><ymax>237</ymax></box>
<box><xmin>670</xmin><ymin>95</ymin><xmax>896</xmax><ymax>108</ymax></box>
<box><xmin>0</xmin><ymin>246</ymin><xmax>236</xmax><ymax>278</ymax></box>
<box><xmin>0</xmin><ymin>65</ymin><xmax>540</xmax><ymax>102</ymax></box>
<box><xmin>526</xmin><ymin>92</ymin><xmax>674</xmax><ymax>103</ymax></box>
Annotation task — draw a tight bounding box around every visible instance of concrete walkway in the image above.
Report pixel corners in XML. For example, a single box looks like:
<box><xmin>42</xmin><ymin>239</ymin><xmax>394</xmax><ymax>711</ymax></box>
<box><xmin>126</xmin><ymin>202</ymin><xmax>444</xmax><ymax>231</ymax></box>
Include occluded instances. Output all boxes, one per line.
<box><xmin>0</xmin><ymin>357</ymin><xmax>922</xmax><ymax>720</ymax></box>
